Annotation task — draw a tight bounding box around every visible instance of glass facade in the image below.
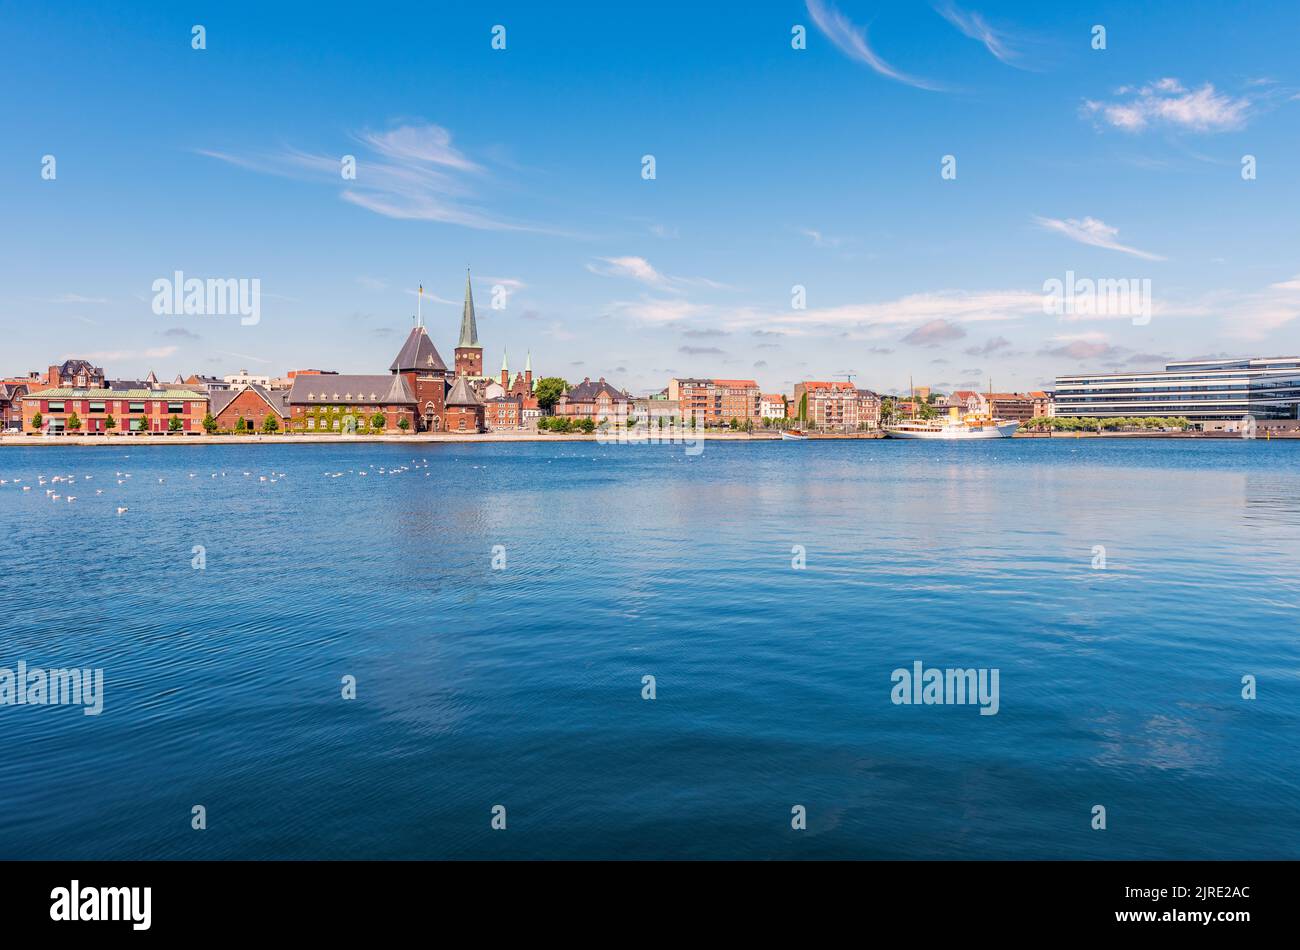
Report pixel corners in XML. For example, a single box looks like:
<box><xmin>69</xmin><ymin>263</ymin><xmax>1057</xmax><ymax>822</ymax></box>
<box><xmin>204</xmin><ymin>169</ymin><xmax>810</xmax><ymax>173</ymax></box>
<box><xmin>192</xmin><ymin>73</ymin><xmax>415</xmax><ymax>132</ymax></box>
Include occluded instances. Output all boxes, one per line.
<box><xmin>1054</xmin><ymin>357</ymin><xmax>1300</xmax><ymax>423</ymax></box>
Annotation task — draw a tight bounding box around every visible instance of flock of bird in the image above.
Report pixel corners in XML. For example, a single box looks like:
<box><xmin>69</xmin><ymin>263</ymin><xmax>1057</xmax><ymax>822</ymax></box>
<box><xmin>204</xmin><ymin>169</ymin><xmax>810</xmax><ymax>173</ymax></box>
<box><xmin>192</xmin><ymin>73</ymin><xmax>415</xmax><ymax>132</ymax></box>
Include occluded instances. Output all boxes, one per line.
<box><xmin>3</xmin><ymin>456</ymin><xmax>463</xmax><ymax>516</ymax></box>
<box><xmin>324</xmin><ymin>459</ymin><xmax>434</xmax><ymax>478</ymax></box>
<box><xmin>2</xmin><ymin>454</ymin><xmax>298</xmax><ymax>517</ymax></box>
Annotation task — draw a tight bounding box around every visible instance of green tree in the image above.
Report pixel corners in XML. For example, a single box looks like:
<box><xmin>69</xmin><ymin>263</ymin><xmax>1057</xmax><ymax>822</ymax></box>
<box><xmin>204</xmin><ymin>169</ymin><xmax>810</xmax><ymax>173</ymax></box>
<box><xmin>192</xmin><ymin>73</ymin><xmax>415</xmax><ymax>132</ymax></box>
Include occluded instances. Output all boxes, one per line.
<box><xmin>798</xmin><ymin>392</ymin><xmax>808</xmax><ymax>422</ymax></box>
<box><xmin>66</xmin><ymin>411</ymin><xmax>81</xmax><ymax>431</ymax></box>
<box><xmin>136</xmin><ymin>413</ymin><xmax>150</xmax><ymax>433</ymax></box>
<box><xmin>533</xmin><ymin>377</ymin><xmax>568</xmax><ymax>414</ymax></box>
<box><xmin>168</xmin><ymin>415</ymin><xmax>182</xmax><ymax>432</ymax></box>
<box><xmin>104</xmin><ymin>414</ymin><xmax>116</xmax><ymax>432</ymax></box>
<box><xmin>261</xmin><ymin>414</ymin><xmax>279</xmax><ymax>433</ymax></box>
<box><xmin>370</xmin><ymin>412</ymin><xmax>385</xmax><ymax>429</ymax></box>
<box><xmin>578</xmin><ymin>417</ymin><xmax>596</xmax><ymax>434</ymax></box>
<box><xmin>30</xmin><ymin>411</ymin><xmax>42</xmax><ymax>430</ymax></box>
<box><xmin>918</xmin><ymin>402</ymin><xmax>937</xmax><ymax>420</ymax></box>
<box><xmin>397</xmin><ymin>417</ymin><xmax>410</xmax><ymax>431</ymax></box>
<box><xmin>202</xmin><ymin>412</ymin><xmax>218</xmax><ymax>434</ymax></box>
<box><xmin>235</xmin><ymin>416</ymin><xmax>248</xmax><ymax>433</ymax></box>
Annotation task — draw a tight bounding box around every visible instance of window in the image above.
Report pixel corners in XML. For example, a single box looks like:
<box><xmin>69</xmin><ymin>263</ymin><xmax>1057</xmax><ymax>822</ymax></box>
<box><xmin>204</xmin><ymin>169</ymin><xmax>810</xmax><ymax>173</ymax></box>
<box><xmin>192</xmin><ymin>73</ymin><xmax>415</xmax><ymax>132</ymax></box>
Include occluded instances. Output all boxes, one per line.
<box><xmin>129</xmin><ymin>402</ymin><xmax>145</xmax><ymax>413</ymax></box>
<box><xmin>168</xmin><ymin>402</ymin><xmax>184</xmax><ymax>414</ymax></box>
<box><xmin>89</xmin><ymin>402</ymin><xmax>105</xmax><ymax>413</ymax></box>
<box><xmin>48</xmin><ymin>402</ymin><xmax>64</xmax><ymax>412</ymax></box>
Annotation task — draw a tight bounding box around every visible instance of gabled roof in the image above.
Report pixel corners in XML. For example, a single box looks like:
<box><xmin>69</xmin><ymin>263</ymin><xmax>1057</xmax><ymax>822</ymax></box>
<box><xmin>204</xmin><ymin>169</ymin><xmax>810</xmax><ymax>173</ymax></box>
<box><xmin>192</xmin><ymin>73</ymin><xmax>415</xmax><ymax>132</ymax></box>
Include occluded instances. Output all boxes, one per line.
<box><xmin>287</xmin><ymin>374</ymin><xmax>416</xmax><ymax>406</ymax></box>
<box><xmin>389</xmin><ymin>325</ymin><xmax>448</xmax><ymax>373</ymax></box>
<box><xmin>564</xmin><ymin>377</ymin><xmax>630</xmax><ymax>403</ymax></box>
<box><xmin>445</xmin><ymin>375</ymin><xmax>483</xmax><ymax>407</ymax></box>
<box><xmin>211</xmin><ymin>384</ymin><xmax>291</xmax><ymax>417</ymax></box>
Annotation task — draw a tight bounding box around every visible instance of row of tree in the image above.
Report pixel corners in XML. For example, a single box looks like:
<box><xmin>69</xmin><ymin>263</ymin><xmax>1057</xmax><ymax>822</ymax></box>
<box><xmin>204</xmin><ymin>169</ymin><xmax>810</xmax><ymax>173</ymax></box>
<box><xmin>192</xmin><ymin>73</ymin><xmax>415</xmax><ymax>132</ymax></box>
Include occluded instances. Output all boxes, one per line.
<box><xmin>537</xmin><ymin>416</ymin><xmax>597</xmax><ymax>433</ymax></box>
<box><xmin>1021</xmin><ymin>416</ymin><xmax>1192</xmax><ymax>432</ymax></box>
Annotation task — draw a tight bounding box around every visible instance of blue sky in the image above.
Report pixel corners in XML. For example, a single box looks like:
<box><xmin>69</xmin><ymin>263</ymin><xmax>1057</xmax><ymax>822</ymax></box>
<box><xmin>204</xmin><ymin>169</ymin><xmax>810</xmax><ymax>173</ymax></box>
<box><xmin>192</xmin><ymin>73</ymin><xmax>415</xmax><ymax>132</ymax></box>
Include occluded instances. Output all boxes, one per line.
<box><xmin>3</xmin><ymin>0</ymin><xmax>1299</xmax><ymax>395</ymax></box>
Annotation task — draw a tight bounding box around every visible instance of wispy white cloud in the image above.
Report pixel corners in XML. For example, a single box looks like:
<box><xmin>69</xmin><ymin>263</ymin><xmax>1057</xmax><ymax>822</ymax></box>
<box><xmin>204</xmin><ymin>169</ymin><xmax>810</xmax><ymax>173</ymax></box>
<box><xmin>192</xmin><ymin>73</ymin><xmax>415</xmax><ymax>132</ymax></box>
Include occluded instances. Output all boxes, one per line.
<box><xmin>935</xmin><ymin>2</ymin><xmax>1026</xmax><ymax>68</ymax></box>
<box><xmin>806</xmin><ymin>0</ymin><xmax>947</xmax><ymax>92</ymax></box>
<box><xmin>587</xmin><ymin>256</ymin><xmax>728</xmax><ymax>293</ymax></box>
<box><xmin>1033</xmin><ymin>215</ymin><xmax>1167</xmax><ymax>261</ymax></box>
<box><xmin>1221</xmin><ymin>275</ymin><xmax>1300</xmax><ymax>339</ymax></box>
<box><xmin>1082</xmin><ymin>79</ymin><xmax>1250</xmax><ymax>133</ymax></box>
<box><xmin>799</xmin><ymin>228</ymin><xmax>844</xmax><ymax>249</ymax></box>
<box><xmin>216</xmin><ymin>350</ymin><xmax>274</xmax><ymax>365</ymax></box>
<box><xmin>199</xmin><ymin>122</ymin><xmax>557</xmax><ymax>232</ymax></box>
<box><xmin>605</xmin><ymin>296</ymin><xmax>710</xmax><ymax>325</ymax></box>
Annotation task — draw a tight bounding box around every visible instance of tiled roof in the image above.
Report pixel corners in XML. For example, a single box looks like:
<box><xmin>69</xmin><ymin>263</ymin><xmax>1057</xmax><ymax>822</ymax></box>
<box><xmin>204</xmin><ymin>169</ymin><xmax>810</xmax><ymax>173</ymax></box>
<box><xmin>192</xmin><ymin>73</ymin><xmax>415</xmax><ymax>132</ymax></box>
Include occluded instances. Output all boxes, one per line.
<box><xmin>445</xmin><ymin>376</ymin><xmax>483</xmax><ymax>407</ymax></box>
<box><xmin>389</xmin><ymin>326</ymin><xmax>448</xmax><ymax>373</ymax></box>
<box><xmin>565</xmin><ymin>378</ymin><xmax>630</xmax><ymax>403</ymax></box>
<box><xmin>712</xmin><ymin>378</ymin><xmax>758</xmax><ymax>388</ymax></box>
<box><xmin>210</xmin><ymin>384</ymin><xmax>290</xmax><ymax>417</ymax></box>
<box><xmin>23</xmin><ymin>388</ymin><xmax>205</xmax><ymax>400</ymax></box>
<box><xmin>287</xmin><ymin>375</ymin><xmax>416</xmax><ymax>406</ymax></box>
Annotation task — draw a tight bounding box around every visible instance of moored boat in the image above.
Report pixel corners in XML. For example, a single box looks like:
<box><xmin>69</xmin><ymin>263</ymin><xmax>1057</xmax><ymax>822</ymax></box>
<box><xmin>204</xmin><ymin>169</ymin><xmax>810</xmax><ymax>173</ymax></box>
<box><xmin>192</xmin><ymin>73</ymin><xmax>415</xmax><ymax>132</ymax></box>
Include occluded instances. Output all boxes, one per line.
<box><xmin>781</xmin><ymin>429</ymin><xmax>809</xmax><ymax>441</ymax></box>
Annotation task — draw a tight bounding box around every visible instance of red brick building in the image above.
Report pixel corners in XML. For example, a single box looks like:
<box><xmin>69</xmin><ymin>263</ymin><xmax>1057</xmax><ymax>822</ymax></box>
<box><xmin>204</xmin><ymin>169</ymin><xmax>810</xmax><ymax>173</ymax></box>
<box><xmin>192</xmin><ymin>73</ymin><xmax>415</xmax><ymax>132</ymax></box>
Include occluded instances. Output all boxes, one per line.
<box><xmin>389</xmin><ymin>323</ymin><xmax>449</xmax><ymax>431</ymax></box>
<box><xmin>792</xmin><ymin>381</ymin><xmax>880</xmax><ymax>431</ymax></box>
<box><xmin>0</xmin><ymin>383</ymin><xmax>31</xmax><ymax>431</ymax></box>
<box><xmin>22</xmin><ymin>388</ymin><xmax>208</xmax><ymax>435</ymax></box>
<box><xmin>444</xmin><ymin>377</ymin><xmax>485</xmax><ymax>432</ymax></box>
<box><xmin>286</xmin><ymin>374</ymin><xmax>416</xmax><ymax>432</ymax></box>
<box><xmin>453</xmin><ymin>270</ymin><xmax>484</xmax><ymax>380</ymax></box>
<box><xmin>667</xmin><ymin>377</ymin><xmax>761</xmax><ymax>426</ymax></box>
<box><xmin>209</xmin><ymin>384</ymin><xmax>292</xmax><ymax>431</ymax></box>
<box><xmin>42</xmin><ymin>359</ymin><xmax>105</xmax><ymax>390</ymax></box>
<box><xmin>557</xmin><ymin>377</ymin><xmax>632</xmax><ymax>426</ymax></box>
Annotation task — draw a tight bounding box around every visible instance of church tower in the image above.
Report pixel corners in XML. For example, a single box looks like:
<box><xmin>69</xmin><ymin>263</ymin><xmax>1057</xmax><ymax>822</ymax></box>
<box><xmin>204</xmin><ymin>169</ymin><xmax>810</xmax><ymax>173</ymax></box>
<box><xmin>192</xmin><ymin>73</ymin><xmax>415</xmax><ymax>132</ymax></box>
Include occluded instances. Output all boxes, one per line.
<box><xmin>454</xmin><ymin>269</ymin><xmax>483</xmax><ymax>378</ymax></box>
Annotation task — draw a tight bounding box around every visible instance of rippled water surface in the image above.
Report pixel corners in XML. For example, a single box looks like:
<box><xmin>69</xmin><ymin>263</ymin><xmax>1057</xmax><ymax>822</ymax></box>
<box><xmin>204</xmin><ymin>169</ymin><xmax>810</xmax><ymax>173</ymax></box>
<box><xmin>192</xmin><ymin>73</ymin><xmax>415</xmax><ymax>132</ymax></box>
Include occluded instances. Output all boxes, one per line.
<box><xmin>1</xmin><ymin>438</ymin><xmax>1297</xmax><ymax>858</ymax></box>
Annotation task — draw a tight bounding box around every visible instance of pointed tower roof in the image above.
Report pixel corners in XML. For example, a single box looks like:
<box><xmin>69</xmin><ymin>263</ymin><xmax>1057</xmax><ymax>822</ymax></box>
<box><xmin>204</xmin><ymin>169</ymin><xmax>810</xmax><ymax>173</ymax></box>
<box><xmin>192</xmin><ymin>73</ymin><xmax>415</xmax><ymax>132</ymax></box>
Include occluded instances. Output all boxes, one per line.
<box><xmin>458</xmin><ymin>269</ymin><xmax>480</xmax><ymax>349</ymax></box>
<box><xmin>501</xmin><ymin>350</ymin><xmax>509</xmax><ymax>372</ymax></box>
<box><xmin>525</xmin><ymin>351</ymin><xmax>531</xmax><ymax>373</ymax></box>
<box><xmin>390</xmin><ymin>325</ymin><xmax>448</xmax><ymax>373</ymax></box>
<box><xmin>445</xmin><ymin>375</ymin><xmax>483</xmax><ymax>407</ymax></box>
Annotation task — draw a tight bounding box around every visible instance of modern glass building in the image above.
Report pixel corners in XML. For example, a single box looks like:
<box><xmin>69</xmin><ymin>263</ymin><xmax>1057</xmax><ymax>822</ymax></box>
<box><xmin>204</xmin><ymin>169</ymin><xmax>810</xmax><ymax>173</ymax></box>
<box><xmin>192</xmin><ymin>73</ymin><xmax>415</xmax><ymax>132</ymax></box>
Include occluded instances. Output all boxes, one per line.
<box><xmin>1054</xmin><ymin>357</ymin><xmax>1300</xmax><ymax>425</ymax></box>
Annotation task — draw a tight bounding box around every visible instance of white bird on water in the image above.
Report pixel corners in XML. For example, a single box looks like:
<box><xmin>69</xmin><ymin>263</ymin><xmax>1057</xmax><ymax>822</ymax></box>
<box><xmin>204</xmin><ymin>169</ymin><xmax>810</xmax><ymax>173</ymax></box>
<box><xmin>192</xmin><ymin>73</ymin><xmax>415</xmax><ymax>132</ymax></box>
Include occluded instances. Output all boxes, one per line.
<box><xmin>116</xmin><ymin>507</ymin><xmax>128</xmax><ymax>515</ymax></box>
<box><xmin>66</xmin><ymin>496</ymin><xmax>76</xmax><ymax>503</ymax></box>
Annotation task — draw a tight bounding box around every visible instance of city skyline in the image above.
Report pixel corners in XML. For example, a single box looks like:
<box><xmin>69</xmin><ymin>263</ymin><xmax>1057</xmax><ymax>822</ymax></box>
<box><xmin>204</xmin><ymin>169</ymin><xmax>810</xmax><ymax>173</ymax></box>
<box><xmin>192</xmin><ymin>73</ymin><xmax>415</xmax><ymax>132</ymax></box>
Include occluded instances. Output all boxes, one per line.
<box><xmin>4</xmin><ymin>1</ymin><xmax>1300</xmax><ymax>395</ymax></box>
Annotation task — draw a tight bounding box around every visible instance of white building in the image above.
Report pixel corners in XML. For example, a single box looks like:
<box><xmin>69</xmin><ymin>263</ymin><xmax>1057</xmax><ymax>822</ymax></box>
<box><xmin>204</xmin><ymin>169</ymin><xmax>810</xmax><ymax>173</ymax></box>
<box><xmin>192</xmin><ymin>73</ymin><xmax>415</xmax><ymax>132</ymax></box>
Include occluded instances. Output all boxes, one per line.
<box><xmin>224</xmin><ymin>369</ymin><xmax>272</xmax><ymax>388</ymax></box>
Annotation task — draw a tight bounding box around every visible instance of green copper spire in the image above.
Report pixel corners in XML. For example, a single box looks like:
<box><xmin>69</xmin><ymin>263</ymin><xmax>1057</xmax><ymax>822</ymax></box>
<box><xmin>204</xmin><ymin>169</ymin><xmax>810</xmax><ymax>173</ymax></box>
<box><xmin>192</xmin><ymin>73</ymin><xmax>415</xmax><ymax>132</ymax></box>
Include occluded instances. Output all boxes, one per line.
<box><xmin>525</xmin><ymin>350</ymin><xmax>531</xmax><ymax>373</ymax></box>
<box><xmin>501</xmin><ymin>350</ymin><xmax>509</xmax><ymax>372</ymax></box>
<box><xmin>458</xmin><ymin>268</ymin><xmax>480</xmax><ymax>349</ymax></box>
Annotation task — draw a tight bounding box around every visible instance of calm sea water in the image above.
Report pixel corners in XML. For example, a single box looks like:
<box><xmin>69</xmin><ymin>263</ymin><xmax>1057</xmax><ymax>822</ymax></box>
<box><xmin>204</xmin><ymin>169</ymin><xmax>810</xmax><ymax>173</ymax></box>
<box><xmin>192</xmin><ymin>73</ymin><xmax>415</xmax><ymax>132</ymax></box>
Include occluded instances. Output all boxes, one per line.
<box><xmin>0</xmin><ymin>438</ymin><xmax>1297</xmax><ymax>859</ymax></box>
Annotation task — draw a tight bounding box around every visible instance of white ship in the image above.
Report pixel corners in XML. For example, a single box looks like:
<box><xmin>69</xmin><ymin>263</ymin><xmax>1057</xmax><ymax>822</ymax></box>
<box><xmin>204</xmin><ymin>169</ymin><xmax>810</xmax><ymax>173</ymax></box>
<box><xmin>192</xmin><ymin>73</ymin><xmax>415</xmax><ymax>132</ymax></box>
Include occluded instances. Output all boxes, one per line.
<box><xmin>884</xmin><ymin>415</ymin><xmax>1020</xmax><ymax>439</ymax></box>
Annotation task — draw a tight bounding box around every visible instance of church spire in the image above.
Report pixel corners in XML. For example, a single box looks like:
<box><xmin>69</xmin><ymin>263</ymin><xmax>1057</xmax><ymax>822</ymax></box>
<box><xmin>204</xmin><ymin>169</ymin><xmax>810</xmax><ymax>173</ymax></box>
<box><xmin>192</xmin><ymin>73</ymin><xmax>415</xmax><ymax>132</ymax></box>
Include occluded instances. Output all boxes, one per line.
<box><xmin>524</xmin><ymin>350</ymin><xmax>531</xmax><ymax>373</ymax></box>
<box><xmin>501</xmin><ymin>350</ymin><xmax>509</xmax><ymax>372</ymax></box>
<box><xmin>458</xmin><ymin>268</ymin><xmax>480</xmax><ymax>349</ymax></box>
